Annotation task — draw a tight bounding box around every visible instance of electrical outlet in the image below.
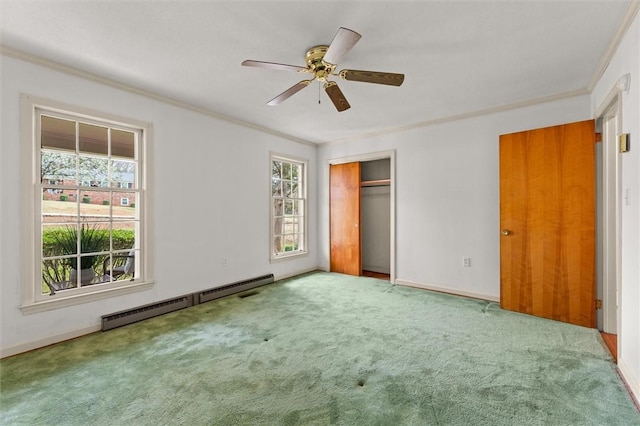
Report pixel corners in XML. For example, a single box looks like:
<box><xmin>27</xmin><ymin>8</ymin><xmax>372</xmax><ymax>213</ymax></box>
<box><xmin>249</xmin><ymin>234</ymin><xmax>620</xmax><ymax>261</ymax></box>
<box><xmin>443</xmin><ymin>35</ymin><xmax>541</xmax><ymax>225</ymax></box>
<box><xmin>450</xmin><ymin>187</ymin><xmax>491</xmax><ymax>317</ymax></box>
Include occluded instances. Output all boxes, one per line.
<box><xmin>463</xmin><ymin>257</ymin><xmax>471</xmax><ymax>267</ymax></box>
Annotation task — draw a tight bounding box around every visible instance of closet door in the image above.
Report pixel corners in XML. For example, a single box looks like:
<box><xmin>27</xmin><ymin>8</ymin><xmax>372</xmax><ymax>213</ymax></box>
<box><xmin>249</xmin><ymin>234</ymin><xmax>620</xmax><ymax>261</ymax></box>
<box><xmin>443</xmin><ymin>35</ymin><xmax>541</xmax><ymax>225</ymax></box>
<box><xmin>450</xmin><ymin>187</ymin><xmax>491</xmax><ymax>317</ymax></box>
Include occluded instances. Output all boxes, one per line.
<box><xmin>330</xmin><ymin>162</ymin><xmax>361</xmax><ymax>275</ymax></box>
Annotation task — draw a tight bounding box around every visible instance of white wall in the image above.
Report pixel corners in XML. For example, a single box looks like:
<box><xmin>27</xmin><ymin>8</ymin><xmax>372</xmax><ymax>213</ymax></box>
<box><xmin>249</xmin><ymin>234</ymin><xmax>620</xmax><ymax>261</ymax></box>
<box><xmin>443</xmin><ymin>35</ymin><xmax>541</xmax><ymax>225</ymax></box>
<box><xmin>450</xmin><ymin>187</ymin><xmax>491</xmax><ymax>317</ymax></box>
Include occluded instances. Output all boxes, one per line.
<box><xmin>0</xmin><ymin>55</ymin><xmax>318</xmax><ymax>355</ymax></box>
<box><xmin>592</xmin><ymin>10</ymin><xmax>640</xmax><ymax>401</ymax></box>
<box><xmin>318</xmin><ymin>95</ymin><xmax>591</xmax><ymax>301</ymax></box>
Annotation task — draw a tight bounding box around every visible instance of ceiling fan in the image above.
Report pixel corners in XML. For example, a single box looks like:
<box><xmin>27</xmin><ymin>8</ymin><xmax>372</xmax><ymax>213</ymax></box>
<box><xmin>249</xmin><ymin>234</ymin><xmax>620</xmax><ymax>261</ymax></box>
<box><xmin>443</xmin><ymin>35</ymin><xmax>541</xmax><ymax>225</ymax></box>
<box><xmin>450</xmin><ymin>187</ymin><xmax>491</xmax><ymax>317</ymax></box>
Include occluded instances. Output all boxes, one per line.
<box><xmin>241</xmin><ymin>27</ymin><xmax>404</xmax><ymax>112</ymax></box>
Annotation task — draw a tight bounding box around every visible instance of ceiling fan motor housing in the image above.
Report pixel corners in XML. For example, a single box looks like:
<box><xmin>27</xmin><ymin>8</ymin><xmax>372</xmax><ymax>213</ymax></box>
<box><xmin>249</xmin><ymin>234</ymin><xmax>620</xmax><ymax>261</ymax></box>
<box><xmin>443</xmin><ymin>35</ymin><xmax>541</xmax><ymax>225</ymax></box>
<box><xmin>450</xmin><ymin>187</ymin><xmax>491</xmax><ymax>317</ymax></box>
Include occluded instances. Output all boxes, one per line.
<box><xmin>305</xmin><ymin>45</ymin><xmax>336</xmax><ymax>81</ymax></box>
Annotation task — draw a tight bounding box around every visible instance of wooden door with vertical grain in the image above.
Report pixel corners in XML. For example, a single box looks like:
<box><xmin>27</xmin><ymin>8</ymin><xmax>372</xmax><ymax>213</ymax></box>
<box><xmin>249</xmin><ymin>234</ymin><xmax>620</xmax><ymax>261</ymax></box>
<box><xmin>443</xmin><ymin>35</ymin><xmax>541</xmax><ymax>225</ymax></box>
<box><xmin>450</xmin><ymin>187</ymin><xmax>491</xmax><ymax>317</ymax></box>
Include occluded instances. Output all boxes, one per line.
<box><xmin>500</xmin><ymin>120</ymin><xmax>595</xmax><ymax>328</ymax></box>
<box><xmin>330</xmin><ymin>162</ymin><xmax>361</xmax><ymax>275</ymax></box>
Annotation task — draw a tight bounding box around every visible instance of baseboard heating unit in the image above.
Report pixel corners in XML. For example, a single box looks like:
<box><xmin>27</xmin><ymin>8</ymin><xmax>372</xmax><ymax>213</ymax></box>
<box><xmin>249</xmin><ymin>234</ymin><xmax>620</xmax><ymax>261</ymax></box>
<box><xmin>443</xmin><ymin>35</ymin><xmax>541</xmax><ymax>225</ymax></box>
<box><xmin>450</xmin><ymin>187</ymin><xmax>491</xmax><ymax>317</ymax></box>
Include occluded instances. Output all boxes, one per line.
<box><xmin>194</xmin><ymin>273</ymin><xmax>274</xmax><ymax>304</ymax></box>
<box><xmin>102</xmin><ymin>295</ymin><xmax>193</xmax><ymax>331</ymax></box>
<box><xmin>101</xmin><ymin>273</ymin><xmax>275</xmax><ymax>331</ymax></box>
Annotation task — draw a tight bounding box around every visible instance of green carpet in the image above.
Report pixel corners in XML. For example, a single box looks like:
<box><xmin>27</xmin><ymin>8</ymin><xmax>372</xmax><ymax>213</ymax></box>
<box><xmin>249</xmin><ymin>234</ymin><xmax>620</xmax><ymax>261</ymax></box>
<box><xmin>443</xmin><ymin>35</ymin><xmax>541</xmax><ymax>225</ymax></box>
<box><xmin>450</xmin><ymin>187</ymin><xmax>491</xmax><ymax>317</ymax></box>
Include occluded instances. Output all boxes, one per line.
<box><xmin>1</xmin><ymin>272</ymin><xmax>638</xmax><ymax>425</ymax></box>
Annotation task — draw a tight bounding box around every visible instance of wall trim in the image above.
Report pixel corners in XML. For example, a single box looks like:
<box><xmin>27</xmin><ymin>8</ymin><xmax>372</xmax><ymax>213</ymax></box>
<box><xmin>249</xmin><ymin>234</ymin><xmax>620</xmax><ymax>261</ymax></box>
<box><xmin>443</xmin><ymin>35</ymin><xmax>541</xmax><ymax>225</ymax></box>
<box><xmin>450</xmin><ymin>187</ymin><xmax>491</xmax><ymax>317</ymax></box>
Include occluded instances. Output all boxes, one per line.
<box><xmin>274</xmin><ymin>267</ymin><xmax>321</xmax><ymax>282</ymax></box>
<box><xmin>3</xmin><ymin>0</ymin><xmax>638</xmax><ymax>148</ymax></box>
<box><xmin>327</xmin><ymin>150</ymin><xmax>396</xmax><ymax>166</ymax></box>
<box><xmin>587</xmin><ymin>1</ymin><xmax>640</xmax><ymax>92</ymax></box>
<box><xmin>395</xmin><ymin>278</ymin><xmax>500</xmax><ymax>303</ymax></box>
<box><xmin>0</xmin><ymin>46</ymin><xmax>592</xmax><ymax>148</ymax></box>
<box><xmin>595</xmin><ymin>78</ymin><xmax>625</xmax><ymax>119</ymax></box>
<box><xmin>323</xmin><ymin>89</ymin><xmax>589</xmax><ymax>146</ymax></box>
<box><xmin>618</xmin><ymin>358</ymin><xmax>640</xmax><ymax>407</ymax></box>
<box><xmin>1</xmin><ymin>324</ymin><xmax>102</xmax><ymax>359</ymax></box>
<box><xmin>595</xmin><ymin>93</ymin><xmax>623</xmax><ymax>335</ymax></box>
<box><xmin>21</xmin><ymin>282</ymin><xmax>155</xmax><ymax>315</ymax></box>
<box><xmin>1</xmin><ymin>46</ymin><xmax>317</xmax><ymax>148</ymax></box>
<box><xmin>327</xmin><ymin>151</ymin><xmax>396</xmax><ymax>284</ymax></box>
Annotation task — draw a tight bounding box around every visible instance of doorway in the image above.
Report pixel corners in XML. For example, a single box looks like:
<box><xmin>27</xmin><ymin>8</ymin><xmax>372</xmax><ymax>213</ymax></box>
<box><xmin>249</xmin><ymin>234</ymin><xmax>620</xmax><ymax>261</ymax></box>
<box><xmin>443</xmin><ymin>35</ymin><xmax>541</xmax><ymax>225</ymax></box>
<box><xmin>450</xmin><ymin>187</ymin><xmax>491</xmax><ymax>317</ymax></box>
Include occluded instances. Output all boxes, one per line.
<box><xmin>595</xmin><ymin>93</ymin><xmax>622</xmax><ymax>360</ymax></box>
<box><xmin>361</xmin><ymin>158</ymin><xmax>391</xmax><ymax>279</ymax></box>
<box><xmin>329</xmin><ymin>151</ymin><xmax>395</xmax><ymax>283</ymax></box>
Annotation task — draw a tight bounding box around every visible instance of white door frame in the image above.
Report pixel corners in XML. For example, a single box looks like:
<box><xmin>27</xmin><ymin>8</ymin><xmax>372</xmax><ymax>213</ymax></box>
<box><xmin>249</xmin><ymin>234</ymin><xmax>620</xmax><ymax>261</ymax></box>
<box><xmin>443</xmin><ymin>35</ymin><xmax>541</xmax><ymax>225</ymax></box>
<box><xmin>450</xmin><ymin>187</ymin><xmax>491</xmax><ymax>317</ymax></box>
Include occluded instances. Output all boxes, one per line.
<box><xmin>328</xmin><ymin>150</ymin><xmax>396</xmax><ymax>284</ymax></box>
<box><xmin>595</xmin><ymin>85</ymin><xmax>623</xmax><ymax>336</ymax></box>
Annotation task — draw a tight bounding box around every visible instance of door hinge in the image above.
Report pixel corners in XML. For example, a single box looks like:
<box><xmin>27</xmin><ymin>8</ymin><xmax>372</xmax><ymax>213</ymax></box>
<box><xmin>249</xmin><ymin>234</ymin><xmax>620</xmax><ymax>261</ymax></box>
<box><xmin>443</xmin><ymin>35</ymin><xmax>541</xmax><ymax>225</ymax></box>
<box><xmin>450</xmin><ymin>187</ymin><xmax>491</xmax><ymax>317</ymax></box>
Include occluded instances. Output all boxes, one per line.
<box><xmin>595</xmin><ymin>299</ymin><xmax>603</xmax><ymax>309</ymax></box>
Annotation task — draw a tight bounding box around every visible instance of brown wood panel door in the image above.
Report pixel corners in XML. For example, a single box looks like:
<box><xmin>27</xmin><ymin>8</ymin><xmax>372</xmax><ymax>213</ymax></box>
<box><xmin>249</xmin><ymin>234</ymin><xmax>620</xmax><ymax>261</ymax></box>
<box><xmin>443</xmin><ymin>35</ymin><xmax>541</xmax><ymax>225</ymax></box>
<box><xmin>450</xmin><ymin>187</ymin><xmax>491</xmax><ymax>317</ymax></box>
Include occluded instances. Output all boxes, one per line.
<box><xmin>500</xmin><ymin>120</ymin><xmax>596</xmax><ymax>328</ymax></box>
<box><xmin>330</xmin><ymin>162</ymin><xmax>361</xmax><ymax>275</ymax></box>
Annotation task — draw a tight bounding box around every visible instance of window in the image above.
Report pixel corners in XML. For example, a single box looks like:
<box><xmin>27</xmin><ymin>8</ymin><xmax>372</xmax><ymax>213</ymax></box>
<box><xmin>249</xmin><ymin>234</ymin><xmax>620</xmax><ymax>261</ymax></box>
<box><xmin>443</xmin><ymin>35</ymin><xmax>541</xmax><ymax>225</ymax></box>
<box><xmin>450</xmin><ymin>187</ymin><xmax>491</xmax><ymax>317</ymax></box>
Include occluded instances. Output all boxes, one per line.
<box><xmin>21</xmin><ymin>95</ymin><xmax>153</xmax><ymax>312</ymax></box>
<box><xmin>271</xmin><ymin>155</ymin><xmax>307</xmax><ymax>260</ymax></box>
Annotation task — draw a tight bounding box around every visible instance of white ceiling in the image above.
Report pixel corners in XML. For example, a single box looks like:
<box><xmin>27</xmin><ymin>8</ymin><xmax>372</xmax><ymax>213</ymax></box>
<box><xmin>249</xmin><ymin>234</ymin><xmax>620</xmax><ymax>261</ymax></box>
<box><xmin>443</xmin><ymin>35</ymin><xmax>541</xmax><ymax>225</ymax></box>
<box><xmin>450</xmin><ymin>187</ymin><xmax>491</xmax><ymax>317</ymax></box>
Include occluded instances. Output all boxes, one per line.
<box><xmin>1</xmin><ymin>1</ymin><xmax>633</xmax><ymax>144</ymax></box>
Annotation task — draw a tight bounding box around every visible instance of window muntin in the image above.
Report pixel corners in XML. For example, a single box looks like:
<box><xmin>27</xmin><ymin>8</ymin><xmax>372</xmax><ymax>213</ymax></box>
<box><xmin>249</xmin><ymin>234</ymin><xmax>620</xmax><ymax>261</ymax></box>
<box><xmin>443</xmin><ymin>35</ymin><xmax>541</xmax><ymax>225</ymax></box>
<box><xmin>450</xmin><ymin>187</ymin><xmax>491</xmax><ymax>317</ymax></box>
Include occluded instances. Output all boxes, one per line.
<box><xmin>271</xmin><ymin>156</ymin><xmax>307</xmax><ymax>259</ymax></box>
<box><xmin>38</xmin><ymin>111</ymin><xmax>143</xmax><ymax>299</ymax></box>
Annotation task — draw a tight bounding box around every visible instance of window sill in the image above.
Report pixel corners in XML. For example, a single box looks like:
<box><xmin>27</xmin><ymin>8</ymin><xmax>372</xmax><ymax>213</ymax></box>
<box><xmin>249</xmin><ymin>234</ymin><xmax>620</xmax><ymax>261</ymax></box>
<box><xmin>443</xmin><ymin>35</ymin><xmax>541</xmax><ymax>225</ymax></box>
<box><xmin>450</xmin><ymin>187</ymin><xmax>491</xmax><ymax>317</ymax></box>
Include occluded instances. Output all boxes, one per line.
<box><xmin>270</xmin><ymin>251</ymin><xmax>309</xmax><ymax>263</ymax></box>
<box><xmin>20</xmin><ymin>280</ymin><xmax>154</xmax><ymax>315</ymax></box>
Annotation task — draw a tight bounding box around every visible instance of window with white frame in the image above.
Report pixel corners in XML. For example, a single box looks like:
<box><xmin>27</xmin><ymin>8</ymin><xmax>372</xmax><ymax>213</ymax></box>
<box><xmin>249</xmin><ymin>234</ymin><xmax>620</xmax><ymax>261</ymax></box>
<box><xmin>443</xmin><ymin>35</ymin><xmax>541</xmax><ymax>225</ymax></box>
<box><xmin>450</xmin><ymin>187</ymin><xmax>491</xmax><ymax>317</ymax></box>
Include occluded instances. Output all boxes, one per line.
<box><xmin>271</xmin><ymin>155</ymin><xmax>307</xmax><ymax>259</ymax></box>
<box><xmin>24</xmin><ymin>97</ymin><xmax>152</xmax><ymax>310</ymax></box>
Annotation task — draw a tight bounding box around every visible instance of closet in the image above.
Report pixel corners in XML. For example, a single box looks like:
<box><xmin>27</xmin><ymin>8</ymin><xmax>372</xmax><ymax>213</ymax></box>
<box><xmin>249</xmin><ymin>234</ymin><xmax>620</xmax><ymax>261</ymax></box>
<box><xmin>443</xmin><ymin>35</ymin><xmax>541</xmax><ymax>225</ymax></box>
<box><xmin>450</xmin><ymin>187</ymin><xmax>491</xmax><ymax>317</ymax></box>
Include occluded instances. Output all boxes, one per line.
<box><xmin>360</xmin><ymin>159</ymin><xmax>390</xmax><ymax>276</ymax></box>
<box><xmin>330</xmin><ymin>157</ymin><xmax>391</xmax><ymax>278</ymax></box>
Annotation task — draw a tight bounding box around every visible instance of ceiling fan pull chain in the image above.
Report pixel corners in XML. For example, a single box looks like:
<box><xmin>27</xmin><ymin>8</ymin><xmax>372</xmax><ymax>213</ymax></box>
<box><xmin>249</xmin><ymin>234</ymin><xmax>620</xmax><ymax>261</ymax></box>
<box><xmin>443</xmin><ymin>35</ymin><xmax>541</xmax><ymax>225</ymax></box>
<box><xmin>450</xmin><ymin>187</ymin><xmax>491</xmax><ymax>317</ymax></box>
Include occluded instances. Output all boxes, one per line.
<box><xmin>318</xmin><ymin>81</ymin><xmax>321</xmax><ymax>105</ymax></box>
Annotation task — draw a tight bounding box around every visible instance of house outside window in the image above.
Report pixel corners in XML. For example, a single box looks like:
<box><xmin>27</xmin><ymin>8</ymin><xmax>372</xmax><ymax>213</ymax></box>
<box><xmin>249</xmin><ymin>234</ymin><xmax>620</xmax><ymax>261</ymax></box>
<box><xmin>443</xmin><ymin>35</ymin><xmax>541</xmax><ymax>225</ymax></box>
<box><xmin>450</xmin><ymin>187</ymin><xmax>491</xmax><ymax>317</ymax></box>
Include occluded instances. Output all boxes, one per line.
<box><xmin>270</xmin><ymin>154</ymin><xmax>307</xmax><ymax>260</ymax></box>
<box><xmin>21</xmin><ymin>95</ymin><xmax>153</xmax><ymax>312</ymax></box>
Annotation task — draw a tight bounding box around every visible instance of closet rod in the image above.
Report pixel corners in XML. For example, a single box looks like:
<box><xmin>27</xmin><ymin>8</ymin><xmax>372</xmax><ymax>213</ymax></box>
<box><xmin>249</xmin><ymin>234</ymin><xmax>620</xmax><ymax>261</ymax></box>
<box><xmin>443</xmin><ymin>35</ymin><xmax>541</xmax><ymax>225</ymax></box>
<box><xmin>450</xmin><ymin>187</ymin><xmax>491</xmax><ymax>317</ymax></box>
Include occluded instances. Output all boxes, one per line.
<box><xmin>361</xmin><ymin>179</ymin><xmax>391</xmax><ymax>187</ymax></box>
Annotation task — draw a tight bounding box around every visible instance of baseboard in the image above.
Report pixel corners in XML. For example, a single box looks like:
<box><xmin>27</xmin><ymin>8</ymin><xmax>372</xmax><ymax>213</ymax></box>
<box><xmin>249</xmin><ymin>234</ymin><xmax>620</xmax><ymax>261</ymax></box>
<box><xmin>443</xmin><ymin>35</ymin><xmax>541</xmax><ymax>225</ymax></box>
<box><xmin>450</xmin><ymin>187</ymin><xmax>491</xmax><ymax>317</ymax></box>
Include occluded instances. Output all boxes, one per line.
<box><xmin>395</xmin><ymin>278</ymin><xmax>500</xmax><ymax>303</ymax></box>
<box><xmin>618</xmin><ymin>358</ymin><xmax>640</xmax><ymax>408</ymax></box>
<box><xmin>1</xmin><ymin>324</ymin><xmax>101</xmax><ymax>359</ymax></box>
<box><xmin>274</xmin><ymin>267</ymin><xmax>322</xmax><ymax>281</ymax></box>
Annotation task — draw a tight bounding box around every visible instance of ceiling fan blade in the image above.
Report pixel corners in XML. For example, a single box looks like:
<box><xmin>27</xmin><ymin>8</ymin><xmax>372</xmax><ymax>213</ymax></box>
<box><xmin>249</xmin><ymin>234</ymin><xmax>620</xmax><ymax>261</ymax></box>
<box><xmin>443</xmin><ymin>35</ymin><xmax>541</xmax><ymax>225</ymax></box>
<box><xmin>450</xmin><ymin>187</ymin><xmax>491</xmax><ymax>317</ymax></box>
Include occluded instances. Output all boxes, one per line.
<box><xmin>324</xmin><ymin>81</ymin><xmax>351</xmax><ymax>112</ymax></box>
<box><xmin>339</xmin><ymin>69</ymin><xmax>405</xmax><ymax>86</ymax></box>
<box><xmin>323</xmin><ymin>27</ymin><xmax>362</xmax><ymax>65</ymax></box>
<box><xmin>242</xmin><ymin>60</ymin><xmax>308</xmax><ymax>73</ymax></box>
<box><xmin>267</xmin><ymin>80</ymin><xmax>313</xmax><ymax>106</ymax></box>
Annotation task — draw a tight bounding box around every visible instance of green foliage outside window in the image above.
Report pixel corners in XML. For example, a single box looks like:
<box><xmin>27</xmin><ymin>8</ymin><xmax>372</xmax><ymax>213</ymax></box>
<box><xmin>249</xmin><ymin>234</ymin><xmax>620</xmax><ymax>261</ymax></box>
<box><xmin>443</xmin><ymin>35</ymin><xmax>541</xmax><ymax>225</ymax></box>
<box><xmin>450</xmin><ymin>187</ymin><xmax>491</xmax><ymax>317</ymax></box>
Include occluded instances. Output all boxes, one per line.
<box><xmin>42</xmin><ymin>228</ymin><xmax>135</xmax><ymax>257</ymax></box>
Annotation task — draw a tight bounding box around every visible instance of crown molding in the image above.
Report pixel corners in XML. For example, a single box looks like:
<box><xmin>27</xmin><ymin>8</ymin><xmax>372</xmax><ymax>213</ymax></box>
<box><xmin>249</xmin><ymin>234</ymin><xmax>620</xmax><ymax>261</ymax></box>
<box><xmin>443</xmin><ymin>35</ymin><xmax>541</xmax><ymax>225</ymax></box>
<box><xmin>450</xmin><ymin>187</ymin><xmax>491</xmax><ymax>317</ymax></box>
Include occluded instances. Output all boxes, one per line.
<box><xmin>1</xmin><ymin>45</ymin><xmax>317</xmax><ymax>148</ymax></box>
<box><xmin>587</xmin><ymin>0</ymin><xmax>640</xmax><ymax>92</ymax></box>
<box><xmin>323</xmin><ymin>88</ymin><xmax>590</xmax><ymax>147</ymax></box>
<box><xmin>4</xmin><ymin>0</ymin><xmax>634</xmax><ymax>152</ymax></box>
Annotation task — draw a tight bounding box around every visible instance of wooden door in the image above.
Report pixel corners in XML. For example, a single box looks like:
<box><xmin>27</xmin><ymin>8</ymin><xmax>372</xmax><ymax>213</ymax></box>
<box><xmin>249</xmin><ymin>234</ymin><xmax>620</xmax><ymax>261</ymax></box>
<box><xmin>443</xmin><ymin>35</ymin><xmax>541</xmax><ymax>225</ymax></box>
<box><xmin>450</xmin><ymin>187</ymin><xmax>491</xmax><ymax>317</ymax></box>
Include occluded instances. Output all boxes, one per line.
<box><xmin>330</xmin><ymin>162</ymin><xmax>361</xmax><ymax>275</ymax></box>
<box><xmin>500</xmin><ymin>120</ymin><xmax>595</xmax><ymax>328</ymax></box>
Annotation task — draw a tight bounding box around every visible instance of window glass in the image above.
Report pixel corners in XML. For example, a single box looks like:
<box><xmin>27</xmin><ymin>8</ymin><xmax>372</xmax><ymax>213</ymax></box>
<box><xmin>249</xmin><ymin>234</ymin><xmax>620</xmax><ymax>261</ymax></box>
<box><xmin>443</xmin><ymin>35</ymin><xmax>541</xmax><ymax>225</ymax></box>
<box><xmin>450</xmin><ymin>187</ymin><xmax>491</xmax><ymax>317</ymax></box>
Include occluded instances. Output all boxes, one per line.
<box><xmin>111</xmin><ymin>129</ymin><xmax>135</xmax><ymax>159</ymax></box>
<box><xmin>79</xmin><ymin>156</ymin><xmax>109</xmax><ymax>187</ymax></box>
<box><xmin>79</xmin><ymin>123</ymin><xmax>108</xmax><ymax>155</ymax></box>
<box><xmin>41</xmin><ymin>116</ymin><xmax>75</xmax><ymax>151</ymax></box>
<box><xmin>36</xmin><ymin>109</ymin><xmax>144</xmax><ymax>298</ymax></box>
<box><xmin>271</xmin><ymin>156</ymin><xmax>306</xmax><ymax>259</ymax></box>
<box><xmin>41</xmin><ymin>150</ymin><xmax>76</xmax><ymax>185</ymax></box>
<box><xmin>111</xmin><ymin>159</ymin><xmax>136</xmax><ymax>189</ymax></box>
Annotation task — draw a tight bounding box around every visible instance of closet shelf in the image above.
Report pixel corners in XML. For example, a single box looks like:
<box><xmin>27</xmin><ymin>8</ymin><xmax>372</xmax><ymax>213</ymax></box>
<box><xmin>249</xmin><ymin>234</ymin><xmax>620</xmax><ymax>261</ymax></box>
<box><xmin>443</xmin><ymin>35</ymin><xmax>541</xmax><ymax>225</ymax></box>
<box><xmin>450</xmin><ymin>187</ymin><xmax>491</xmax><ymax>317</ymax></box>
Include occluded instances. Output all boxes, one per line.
<box><xmin>361</xmin><ymin>179</ymin><xmax>391</xmax><ymax>187</ymax></box>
